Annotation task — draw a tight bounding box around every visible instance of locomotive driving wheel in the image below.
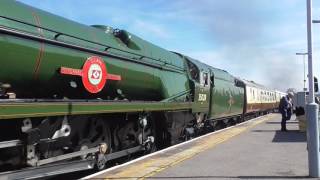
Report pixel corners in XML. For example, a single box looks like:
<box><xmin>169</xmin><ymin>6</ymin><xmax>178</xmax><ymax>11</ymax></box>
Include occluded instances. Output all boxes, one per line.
<box><xmin>76</xmin><ymin>117</ymin><xmax>111</xmax><ymax>170</ymax></box>
<box><xmin>86</xmin><ymin>117</ymin><xmax>111</xmax><ymax>148</ymax></box>
<box><xmin>116</xmin><ymin>115</ymin><xmax>156</xmax><ymax>154</ymax></box>
<box><xmin>117</xmin><ymin>121</ymin><xmax>140</xmax><ymax>149</ymax></box>
<box><xmin>142</xmin><ymin>117</ymin><xmax>157</xmax><ymax>154</ymax></box>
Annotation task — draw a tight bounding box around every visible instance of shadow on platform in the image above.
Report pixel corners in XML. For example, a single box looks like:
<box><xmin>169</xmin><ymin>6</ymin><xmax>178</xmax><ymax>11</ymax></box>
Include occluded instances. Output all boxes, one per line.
<box><xmin>252</xmin><ymin>130</ymin><xmax>279</xmax><ymax>133</ymax></box>
<box><xmin>272</xmin><ymin>130</ymin><xmax>306</xmax><ymax>143</ymax></box>
<box><xmin>266</xmin><ymin>121</ymin><xmax>298</xmax><ymax>124</ymax></box>
<box><xmin>143</xmin><ymin>175</ymin><xmax>309</xmax><ymax>179</ymax></box>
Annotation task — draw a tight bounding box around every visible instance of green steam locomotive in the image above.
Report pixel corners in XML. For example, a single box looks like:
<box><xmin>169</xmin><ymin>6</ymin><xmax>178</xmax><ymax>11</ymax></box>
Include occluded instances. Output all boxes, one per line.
<box><xmin>0</xmin><ymin>0</ymin><xmax>280</xmax><ymax>177</ymax></box>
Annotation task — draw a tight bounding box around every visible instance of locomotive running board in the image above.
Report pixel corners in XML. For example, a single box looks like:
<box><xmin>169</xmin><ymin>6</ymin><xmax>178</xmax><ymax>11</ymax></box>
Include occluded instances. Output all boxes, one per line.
<box><xmin>0</xmin><ymin>100</ymin><xmax>192</xmax><ymax>119</ymax></box>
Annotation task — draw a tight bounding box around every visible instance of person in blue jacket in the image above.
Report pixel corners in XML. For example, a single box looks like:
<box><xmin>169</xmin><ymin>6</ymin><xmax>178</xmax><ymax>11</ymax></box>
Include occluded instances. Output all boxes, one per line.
<box><xmin>279</xmin><ymin>92</ymin><xmax>294</xmax><ymax>131</ymax></box>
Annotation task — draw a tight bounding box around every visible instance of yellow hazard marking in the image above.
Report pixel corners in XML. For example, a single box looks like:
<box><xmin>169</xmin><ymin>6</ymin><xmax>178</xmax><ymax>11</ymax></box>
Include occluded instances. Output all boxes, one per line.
<box><xmin>92</xmin><ymin>114</ymin><xmax>276</xmax><ymax>180</ymax></box>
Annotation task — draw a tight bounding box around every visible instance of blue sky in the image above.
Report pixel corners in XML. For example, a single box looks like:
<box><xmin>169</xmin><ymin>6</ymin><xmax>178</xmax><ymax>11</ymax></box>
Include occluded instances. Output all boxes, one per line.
<box><xmin>17</xmin><ymin>0</ymin><xmax>320</xmax><ymax>91</ymax></box>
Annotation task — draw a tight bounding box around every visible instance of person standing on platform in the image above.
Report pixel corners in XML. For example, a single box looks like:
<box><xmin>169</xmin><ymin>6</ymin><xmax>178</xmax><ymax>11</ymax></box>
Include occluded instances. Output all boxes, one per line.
<box><xmin>279</xmin><ymin>92</ymin><xmax>294</xmax><ymax>131</ymax></box>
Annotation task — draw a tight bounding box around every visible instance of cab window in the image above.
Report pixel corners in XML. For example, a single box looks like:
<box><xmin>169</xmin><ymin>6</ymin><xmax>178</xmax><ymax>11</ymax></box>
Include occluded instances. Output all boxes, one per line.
<box><xmin>187</xmin><ymin>61</ymin><xmax>200</xmax><ymax>82</ymax></box>
<box><xmin>200</xmin><ymin>72</ymin><xmax>209</xmax><ymax>87</ymax></box>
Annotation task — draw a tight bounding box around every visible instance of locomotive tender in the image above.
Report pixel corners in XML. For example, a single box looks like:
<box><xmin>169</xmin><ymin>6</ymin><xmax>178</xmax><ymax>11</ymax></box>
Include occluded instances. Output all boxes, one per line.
<box><xmin>0</xmin><ymin>0</ymin><xmax>283</xmax><ymax>177</ymax></box>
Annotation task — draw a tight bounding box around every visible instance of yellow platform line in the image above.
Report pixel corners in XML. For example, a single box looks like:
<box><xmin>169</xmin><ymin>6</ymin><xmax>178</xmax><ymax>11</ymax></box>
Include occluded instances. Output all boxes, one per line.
<box><xmin>91</xmin><ymin>114</ymin><xmax>276</xmax><ymax>180</ymax></box>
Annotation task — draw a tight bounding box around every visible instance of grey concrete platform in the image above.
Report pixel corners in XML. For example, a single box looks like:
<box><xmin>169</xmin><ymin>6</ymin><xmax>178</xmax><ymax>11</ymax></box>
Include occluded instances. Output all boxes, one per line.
<box><xmin>150</xmin><ymin>114</ymin><xmax>311</xmax><ymax>179</ymax></box>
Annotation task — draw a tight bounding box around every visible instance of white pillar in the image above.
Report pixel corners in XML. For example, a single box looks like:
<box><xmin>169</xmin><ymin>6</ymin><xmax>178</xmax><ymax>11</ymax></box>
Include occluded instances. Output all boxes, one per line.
<box><xmin>306</xmin><ymin>0</ymin><xmax>320</xmax><ymax>177</ymax></box>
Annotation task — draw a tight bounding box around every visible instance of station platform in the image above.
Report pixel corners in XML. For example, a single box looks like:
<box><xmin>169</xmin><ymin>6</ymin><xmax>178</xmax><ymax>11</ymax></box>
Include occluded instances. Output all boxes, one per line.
<box><xmin>83</xmin><ymin>114</ymin><xmax>312</xmax><ymax>179</ymax></box>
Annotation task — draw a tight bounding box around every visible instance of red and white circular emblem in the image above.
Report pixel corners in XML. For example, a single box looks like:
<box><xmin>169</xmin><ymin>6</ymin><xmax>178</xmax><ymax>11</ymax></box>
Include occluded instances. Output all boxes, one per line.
<box><xmin>82</xmin><ymin>56</ymin><xmax>107</xmax><ymax>93</ymax></box>
<box><xmin>60</xmin><ymin>56</ymin><xmax>121</xmax><ymax>94</ymax></box>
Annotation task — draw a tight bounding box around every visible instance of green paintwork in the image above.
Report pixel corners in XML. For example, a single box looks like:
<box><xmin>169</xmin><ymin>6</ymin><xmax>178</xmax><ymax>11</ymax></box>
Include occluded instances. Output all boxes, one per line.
<box><xmin>0</xmin><ymin>0</ymin><xmax>190</xmax><ymax>101</ymax></box>
<box><xmin>184</xmin><ymin>57</ymin><xmax>244</xmax><ymax>119</ymax></box>
<box><xmin>0</xmin><ymin>0</ymin><xmax>246</xmax><ymax>121</ymax></box>
<box><xmin>184</xmin><ymin>57</ymin><xmax>211</xmax><ymax>113</ymax></box>
<box><xmin>209</xmin><ymin>68</ymin><xmax>244</xmax><ymax>119</ymax></box>
<box><xmin>0</xmin><ymin>101</ymin><xmax>192</xmax><ymax>120</ymax></box>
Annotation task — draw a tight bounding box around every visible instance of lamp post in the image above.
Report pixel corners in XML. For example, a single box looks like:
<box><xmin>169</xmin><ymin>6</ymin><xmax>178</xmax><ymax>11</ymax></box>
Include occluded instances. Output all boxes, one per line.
<box><xmin>296</xmin><ymin>52</ymin><xmax>308</xmax><ymax>91</ymax></box>
<box><xmin>306</xmin><ymin>0</ymin><xmax>320</xmax><ymax>177</ymax></box>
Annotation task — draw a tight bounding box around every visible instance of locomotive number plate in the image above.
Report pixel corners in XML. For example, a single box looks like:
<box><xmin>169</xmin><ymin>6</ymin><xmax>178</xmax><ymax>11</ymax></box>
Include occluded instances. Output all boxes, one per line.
<box><xmin>198</xmin><ymin>94</ymin><xmax>207</xmax><ymax>101</ymax></box>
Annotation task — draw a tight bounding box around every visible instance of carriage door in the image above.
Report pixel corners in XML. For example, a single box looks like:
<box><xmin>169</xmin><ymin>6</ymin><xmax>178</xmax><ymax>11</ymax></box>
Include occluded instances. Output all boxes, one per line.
<box><xmin>193</xmin><ymin>70</ymin><xmax>211</xmax><ymax>113</ymax></box>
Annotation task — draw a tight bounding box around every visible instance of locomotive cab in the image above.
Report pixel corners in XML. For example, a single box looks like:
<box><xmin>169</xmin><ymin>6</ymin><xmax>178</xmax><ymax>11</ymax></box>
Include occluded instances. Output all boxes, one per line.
<box><xmin>184</xmin><ymin>57</ymin><xmax>212</xmax><ymax>114</ymax></box>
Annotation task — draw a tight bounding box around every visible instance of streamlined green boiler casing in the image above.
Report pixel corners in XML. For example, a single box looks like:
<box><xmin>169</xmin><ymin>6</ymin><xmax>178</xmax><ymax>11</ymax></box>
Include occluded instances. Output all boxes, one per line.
<box><xmin>0</xmin><ymin>0</ymin><xmax>190</xmax><ymax>101</ymax></box>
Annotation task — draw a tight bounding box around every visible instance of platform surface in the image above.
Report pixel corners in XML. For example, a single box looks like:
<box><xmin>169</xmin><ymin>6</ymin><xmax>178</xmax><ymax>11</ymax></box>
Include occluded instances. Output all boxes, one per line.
<box><xmin>84</xmin><ymin>114</ymin><xmax>312</xmax><ymax>180</ymax></box>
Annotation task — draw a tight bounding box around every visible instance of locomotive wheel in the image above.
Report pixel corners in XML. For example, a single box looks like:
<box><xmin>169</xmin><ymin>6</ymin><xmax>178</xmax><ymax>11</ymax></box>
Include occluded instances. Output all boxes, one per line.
<box><xmin>184</xmin><ymin>130</ymin><xmax>192</xmax><ymax>141</ymax></box>
<box><xmin>78</xmin><ymin>140</ymin><xmax>91</xmax><ymax>160</ymax></box>
<box><xmin>116</xmin><ymin>117</ymin><xmax>157</xmax><ymax>154</ymax></box>
<box><xmin>143</xmin><ymin>122</ymin><xmax>157</xmax><ymax>154</ymax></box>
<box><xmin>117</xmin><ymin>121</ymin><xmax>140</xmax><ymax>149</ymax></box>
<box><xmin>86</xmin><ymin>118</ymin><xmax>111</xmax><ymax>148</ymax></box>
<box><xmin>76</xmin><ymin>117</ymin><xmax>111</xmax><ymax>164</ymax></box>
<box><xmin>95</xmin><ymin>153</ymin><xmax>107</xmax><ymax>170</ymax></box>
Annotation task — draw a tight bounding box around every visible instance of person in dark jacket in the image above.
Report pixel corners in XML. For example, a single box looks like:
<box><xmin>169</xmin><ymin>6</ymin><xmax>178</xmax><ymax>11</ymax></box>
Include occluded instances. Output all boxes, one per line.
<box><xmin>279</xmin><ymin>92</ymin><xmax>294</xmax><ymax>131</ymax></box>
